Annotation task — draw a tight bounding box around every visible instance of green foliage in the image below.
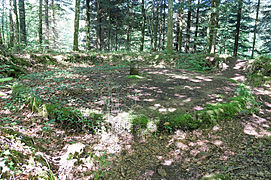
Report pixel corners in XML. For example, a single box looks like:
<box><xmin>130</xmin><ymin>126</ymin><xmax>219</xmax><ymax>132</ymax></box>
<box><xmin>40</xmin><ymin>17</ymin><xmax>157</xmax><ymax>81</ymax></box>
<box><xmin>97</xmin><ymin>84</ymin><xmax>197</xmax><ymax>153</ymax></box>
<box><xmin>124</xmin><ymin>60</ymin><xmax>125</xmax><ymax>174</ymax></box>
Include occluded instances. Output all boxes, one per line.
<box><xmin>176</xmin><ymin>53</ymin><xmax>225</xmax><ymax>72</ymax></box>
<box><xmin>30</xmin><ymin>54</ymin><xmax>57</xmax><ymax>65</ymax></box>
<box><xmin>0</xmin><ymin>77</ymin><xmax>13</xmax><ymax>83</ymax></box>
<box><xmin>246</xmin><ymin>55</ymin><xmax>271</xmax><ymax>86</ymax></box>
<box><xmin>131</xmin><ymin>115</ymin><xmax>149</xmax><ymax>132</ymax></box>
<box><xmin>158</xmin><ymin>113</ymin><xmax>200</xmax><ymax>132</ymax></box>
<box><xmin>10</xmin><ymin>84</ymin><xmax>105</xmax><ymax>133</ymax></box>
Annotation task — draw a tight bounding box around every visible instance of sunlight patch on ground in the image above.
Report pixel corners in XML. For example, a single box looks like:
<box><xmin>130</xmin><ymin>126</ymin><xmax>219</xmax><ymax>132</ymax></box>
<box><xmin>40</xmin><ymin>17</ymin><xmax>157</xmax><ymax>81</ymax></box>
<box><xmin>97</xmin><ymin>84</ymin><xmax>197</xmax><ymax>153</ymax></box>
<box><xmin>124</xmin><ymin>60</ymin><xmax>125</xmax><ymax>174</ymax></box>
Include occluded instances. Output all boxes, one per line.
<box><xmin>193</xmin><ymin>106</ymin><xmax>204</xmax><ymax>111</ymax></box>
<box><xmin>243</xmin><ymin>123</ymin><xmax>271</xmax><ymax>138</ymax></box>
<box><xmin>230</xmin><ymin>74</ymin><xmax>245</xmax><ymax>82</ymax></box>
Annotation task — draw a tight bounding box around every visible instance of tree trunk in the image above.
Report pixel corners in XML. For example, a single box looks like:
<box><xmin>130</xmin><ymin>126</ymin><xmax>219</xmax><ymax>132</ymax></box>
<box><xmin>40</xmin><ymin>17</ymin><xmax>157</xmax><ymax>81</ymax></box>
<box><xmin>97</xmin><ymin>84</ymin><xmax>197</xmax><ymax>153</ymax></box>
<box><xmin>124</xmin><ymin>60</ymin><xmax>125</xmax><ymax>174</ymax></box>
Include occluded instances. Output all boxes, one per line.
<box><xmin>185</xmin><ymin>0</ymin><xmax>191</xmax><ymax>53</ymax></box>
<box><xmin>51</xmin><ymin>0</ymin><xmax>57</xmax><ymax>49</ymax></box>
<box><xmin>140</xmin><ymin>0</ymin><xmax>146</xmax><ymax>51</ymax></box>
<box><xmin>208</xmin><ymin>0</ymin><xmax>220</xmax><ymax>54</ymax></box>
<box><xmin>162</xmin><ymin>0</ymin><xmax>166</xmax><ymax>49</ymax></box>
<box><xmin>126</xmin><ymin>0</ymin><xmax>130</xmax><ymax>51</ymax></box>
<box><xmin>38</xmin><ymin>0</ymin><xmax>43</xmax><ymax>47</ymax></box>
<box><xmin>194</xmin><ymin>0</ymin><xmax>200</xmax><ymax>52</ymax></box>
<box><xmin>166</xmin><ymin>0</ymin><xmax>173</xmax><ymax>53</ymax></box>
<box><xmin>13</xmin><ymin>0</ymin><xmax>20</xmax><ymax>49</ymax></box>
<box><xmin>18</xmin><ymin>0</ymin><xmax>27</xmax><ymax>46</ymax></box>
<box><xmin>86</xmin><ymin>0</ymin><xmax>90</xmax><ymax>50</ymax></box>
<box><xmin>115</xmin><ymin>28</ymin><xmax>118</xmax><ymax>51</ymax></box>
<box><xmin>154</xmin><ymin>0</ymin><xmax>160</xmax><ymax>51</ymax></box>
<box><xmin>9</xmin><ymin>0</ymin><xmax>15</xmax><ymax>48</ymax></box>
<box><xmin>73</xmin><ymin>0</ymin><xmax>80</xmax><ymax>51</ymax></box>
<box><xmin>45</xmin><ymin>0</ymin><xmax>49</xmax><ymax>49</ymax></box>
<box><xmin>251</xmin><ymin>0</ymin><xmax>260</xmax><ymax>58</ymax></box>
<box><xmin>97</xmin><ymin>0</ymin><xmax>101</xmax><ymax>50</ymax></box>
<box><xmin>178</xmin><ymin>0</ymin><xmax>184</xmax><ymax>52</ymax></box>
<box><xmin>233</xmin><ymin>0</ymin><xmax>243</xmax><ymax>57</ymax></box>
<box><xmin>1</xmin><ymin>0</ymin><xmax>5</xmax><ymax>45</ymax></box>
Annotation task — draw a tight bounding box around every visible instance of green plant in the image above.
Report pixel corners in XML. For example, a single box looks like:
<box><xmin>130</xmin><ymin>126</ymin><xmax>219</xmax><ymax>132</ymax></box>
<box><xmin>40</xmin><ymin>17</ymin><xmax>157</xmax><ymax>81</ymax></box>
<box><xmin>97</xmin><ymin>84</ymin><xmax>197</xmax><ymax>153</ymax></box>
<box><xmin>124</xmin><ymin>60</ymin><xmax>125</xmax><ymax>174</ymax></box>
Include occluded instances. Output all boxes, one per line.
<box><xmin>131</xmin><ymin>115</ymin><xmax>149</xmax><ymax>132</ymax></box>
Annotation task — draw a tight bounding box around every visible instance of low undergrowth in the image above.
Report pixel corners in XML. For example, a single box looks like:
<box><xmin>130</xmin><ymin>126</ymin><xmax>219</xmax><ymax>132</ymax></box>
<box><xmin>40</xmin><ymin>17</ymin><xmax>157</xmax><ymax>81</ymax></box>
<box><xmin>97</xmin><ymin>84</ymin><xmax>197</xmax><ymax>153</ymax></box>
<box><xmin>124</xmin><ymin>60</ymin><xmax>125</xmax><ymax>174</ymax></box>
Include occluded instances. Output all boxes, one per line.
<box><xmin>131</xmin><ymin>82</ymin><xmax>259</xmax><ymax>134</ymax></box>
<box><xmin>246</xmin><ymin>55</ymin><xmax>271</xmax><ymax>87</ymax></box>
<box><xmin>8</xmin><ymin>83</ymin><xmax>106</xmax><ymax>134</ymax></box>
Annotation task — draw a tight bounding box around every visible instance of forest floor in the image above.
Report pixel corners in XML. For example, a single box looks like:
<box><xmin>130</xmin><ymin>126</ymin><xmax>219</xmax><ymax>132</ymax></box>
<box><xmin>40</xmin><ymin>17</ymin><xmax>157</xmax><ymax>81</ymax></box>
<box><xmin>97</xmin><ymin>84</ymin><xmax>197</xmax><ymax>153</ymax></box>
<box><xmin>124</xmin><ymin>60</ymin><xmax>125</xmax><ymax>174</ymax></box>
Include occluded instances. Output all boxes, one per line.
<box><xmin>0</xmin><ymin>55</ymin><xmax>271</xmax><ymax>179</ymax></box>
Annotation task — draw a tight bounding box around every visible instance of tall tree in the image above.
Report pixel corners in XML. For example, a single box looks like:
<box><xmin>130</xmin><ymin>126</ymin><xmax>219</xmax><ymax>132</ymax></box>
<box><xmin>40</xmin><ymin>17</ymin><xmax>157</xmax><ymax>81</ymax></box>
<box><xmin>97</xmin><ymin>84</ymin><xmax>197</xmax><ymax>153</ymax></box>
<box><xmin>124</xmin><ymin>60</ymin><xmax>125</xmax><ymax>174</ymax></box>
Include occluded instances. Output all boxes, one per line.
<box><xmin>45</xmin><ymin>0</ymin><xmax>49</xmax><ymax>48</ymax></box>
<box><xmin>38</xmin><ymin>0</ymin><xmax>42</xmax><ymax>47</ymax></box>
<box><xmin>177</xmin><ymin>0</ymin><xmax>184</xmax><ymax>52</ymax></box>
<box><xmin>154</xmin><ymin>0</ymin><xmax>160</xmax><ymax>51</ymax></box>
<box><xmin>166</xmin><ymin>0</ymin><xmax>173</xmax><ymax>52</ymax></box>
<box><xmin>140</xmin><ymin>0</ymin><xmax>146</xmax><ymax>51</ymax></box>
<box><xmin>194</xmin><ymin>0</ymin><xmax>200</xmax><ymax>52</ymax></box>
<box><xmin>9</xmin><ymin>0</ymin><xmax>14</xmax><ymax>48</ymax></box>
<box><xmin>251</xmin><ymin>0</ymin><xmax>260</xmax><ymax>58</ymax></box>
<box><xmin>126</xmin><ymin>0</ymin><xmax>130</xmax><ymax>51</ymax></box>
<box><xmin>86</xmin><ymin>0</ymin><xmax>90</xmax><ymax>50</ymax></box>
<box><xmin>73</xmin><ymin>0</ymin><xmax>80</xmax><ymax>51</ymax></box>
<box><xmin>233</xmin><ymin>0</ymin><xmax>243</xmax><ymax>57</ymax></box>
<box><xmin>96</xmin><ymin>0</ymin><xmax>101</xmax><ymax>50</ymax></box>
<box><xmin>13</xmin><ymin>0</ymin><xmax>20</xmax><ymax>48</ymax></box>
<box><xmin>185</xmin><ymin>0</ymin><xmax>192</xmax><ymax>53</ymax></box>
<box><xmin>208</xmin><ymin>0</ymin><xmax>220</xmax><ymax>54</ymax></box>
<box><xmin>18</xmin><ymin>0</ymin><xmax>26</xmax><ymax>46</ymax></box>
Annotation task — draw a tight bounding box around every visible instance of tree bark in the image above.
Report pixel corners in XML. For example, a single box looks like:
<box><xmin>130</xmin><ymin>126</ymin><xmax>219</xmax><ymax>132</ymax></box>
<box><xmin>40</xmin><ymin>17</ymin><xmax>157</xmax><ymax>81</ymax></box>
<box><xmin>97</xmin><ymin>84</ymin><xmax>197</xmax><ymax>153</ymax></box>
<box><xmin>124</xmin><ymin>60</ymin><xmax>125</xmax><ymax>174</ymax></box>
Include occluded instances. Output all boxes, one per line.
<box><xmin>177</xmin><ymin>0</ymin><xmax>184</xmax><ymax>52</ymax></box>
<box><xmin>233</xmin><ymin>0</ymin><xmax>243</xmax><ymax>57</ymax></box>
<box><xmin>73</xmin><ymin>0</ymin><xmax>80</xmax><ymax>51</ymax></box>
<box><xmin>51</xmin><ymin>0</ymin><xmax>57</xmax><ymax>49</ymax></box>
<box><xmin>194</xmin><ymin>0</ymin><xmax>200</xmax><ymax>52</ymax></box>
<box><xmin>44</xmin><ymin>0</ymin><xmax>49</xmax><ymax>49</ymax></box>
<box><xmin>166</xmin><ymin>0</ymin><xmax>173</xmax><ymax>53</ymax></box>
<box><xmin>251</xmin><ymin>0</ymin><xmax>260</xmax><ymax>58</ymax></box>
<box><xmin>140</xmin><ymin>0</ymin><xmax>146</xmax><ymax>51</ymax></box>
<box><xmin>162</xmin><ymin>0</ymin><xmax>166</xmax><ymax>49</ymax></box>
<box><xmin>9</xmin><ymin>0</ymin><xmax>15</xmax><ymax>48</ymax></box>
<box><xmin>96</xmin><ymin>0</ymin><xmax>101</xmax><ymax>50</ymax></box>
<box><xmin>13</xmin><ymin>0</ymin><xmax>20</xmax><ymax>49</ymax></box>
<box><xmin>18</xmin><ymin>0</ymin><xmax>26</xmax><ymax>46</ymax></box>
<box><xmin>126</xmin><ymin>0</ymin><xmax>130</xmax><ymax>51</ymax></box>
<box><xmin>185</xmin><ymin>0</ymin><xmax>191</xmax><ymax>53</ymax></box>
<box><xmin>154</xmin><ymin>0</ymin><xmax>160</xmax><ymax>51</ymax></box>
<box><xmin>208</xmin><ymin>0</ymin><xmax>220</xmax><ymax>54</ymax></box>
<box><xmin>86</xmin><ymin>0</ymin><xmax>90</xmax><ymax>50</ymax></box>
<box><xmin>38</xmin><ymin>0</ymin><xmax>43</xmax><ymax>47</ymax></box>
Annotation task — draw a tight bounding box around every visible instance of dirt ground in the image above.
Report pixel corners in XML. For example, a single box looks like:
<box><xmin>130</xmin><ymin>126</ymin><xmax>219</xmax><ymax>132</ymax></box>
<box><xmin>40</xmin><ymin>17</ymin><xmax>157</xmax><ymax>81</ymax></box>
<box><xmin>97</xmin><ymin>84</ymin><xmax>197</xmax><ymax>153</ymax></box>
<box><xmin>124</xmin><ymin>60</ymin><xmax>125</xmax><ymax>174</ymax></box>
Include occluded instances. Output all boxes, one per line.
<box><xmin>1</xmin><ymin>58</ymin><xmax>270</xmax><ymax>179</ymax></box>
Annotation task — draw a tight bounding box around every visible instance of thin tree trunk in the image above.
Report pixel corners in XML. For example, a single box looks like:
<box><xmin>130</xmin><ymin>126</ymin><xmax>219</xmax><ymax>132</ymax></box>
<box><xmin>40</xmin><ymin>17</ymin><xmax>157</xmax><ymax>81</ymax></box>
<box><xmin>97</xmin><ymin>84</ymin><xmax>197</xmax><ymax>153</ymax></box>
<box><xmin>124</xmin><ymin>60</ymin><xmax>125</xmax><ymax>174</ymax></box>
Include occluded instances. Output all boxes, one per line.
<box><xmin>18</xmin><ymin>0</ymin><xmax>26</xmax><ymax>46</ymax></box>
<box><xmin>194</xmin><ymin>0</ymin><xmax>200</xmax><ymax>52</ymax></box>
<box><xmin>1</xmin><ymin>0</ymin><xmax>5</xmax><ymax>44</ymax></box>
<box><xmin>178</xmin><ymin>0</ymin><xmax>184</xmax><ymax>52</ymax></box>
<box><xmin>166</xmin><ymin>0</ymin><xmax>173</xmax><ymax>53</ymax></box>
<box><xmin>38</xmin><ymin>0</ymin><xmax>43</xmax><ymax>47</ymax></box>
<box><xmin>208</xmin><ymin>0</ymin><xmax>220</xmax><ymax>54</ymax></box>
<box><xmin>154</xmin><ymin>0</ymin><xmax>160</xmax><ymax>51</ymax></box>
<box><xmin>45</xmin><ymin>0</ymin><xmax>49</xmax><ymax>49</ymax></box>
<box><xmin>51</xmin><ymin>0</ymin><xmax>57</xmax><ymax>49</ymax></box>
<box><xmin>108</xmin><ymin>9</ymin><xmax>112</xmax><ymax>51</ymax></box>
<box><xmin>86</xmin><ymin>0</ymin><xmax>90</xmax><ymax>50</ymax></box>
<box><xmin>13</xmin><ymin>0</ymin><xmax>20</xmax><ymax>49</ymax></box>
<box><xmin>97</xmin><ymin>0</ymin><xmax>101</xmax><ymax>50</ymax></box>
<box><xmin>9</xmin><ymin>0</ymin><xmax>15</xmax><ymax>48</ymax></box>
<box><xmin>233</xmin><ymin>0</ymin><xmax>243</xmax><ymax>57</ymax></box>
<box><xmin>115</xmin><ymin>28</ymin><xmax>118</xmax><ymax>51</ymax></box>
<box><xmin>185</xmin><ymin>0</ymin><xmax>191</xmax><ymax>53</ymax></box>
<box><xmin>162</xmin><ymin>0</ymin><xmax>166</xmax><ymax>49</ymax></box>
<box><xmin>251</xmin><ymin>0</ymin><xmax>260</xmax><ymax>58</ymax></box>
<box><xmin>126</xmin><ymin>0</ymin><xmax>130</xmax><ymax>51</ymax></box>
<box><xmin>73</xmin><ymin>0</ymin><xmax>80</xmax><ymax>51</ymax></box>
<box><xmin>158</xmin><ymin>1</ymin><xmax>162</xmax><ymax>50</ymax></box>
<box><xmin>150</xmin><ymin>0</ymin><xmax>155</xmax><ymax>50</ymax></box>
<box><xmin>140</xmin><ymin>0</ymin><xmax>146</xmax><ymax>51</ymax></box>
